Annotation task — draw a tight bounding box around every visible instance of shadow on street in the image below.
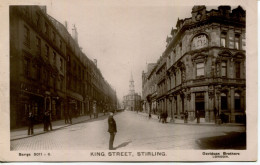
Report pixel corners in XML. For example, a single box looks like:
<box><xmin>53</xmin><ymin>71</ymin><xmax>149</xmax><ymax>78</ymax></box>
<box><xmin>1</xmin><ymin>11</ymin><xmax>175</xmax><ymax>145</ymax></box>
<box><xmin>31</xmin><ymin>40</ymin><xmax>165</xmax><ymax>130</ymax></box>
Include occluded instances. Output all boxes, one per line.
<box><xmin>115</xmin><ymin>141</ymin><xmax>132</xmax><ymax>150</ymax></box>
<box><xmin>196</xmin><ymin>132</ymin><xmax>246</xmax><ymax>150</ymax></box>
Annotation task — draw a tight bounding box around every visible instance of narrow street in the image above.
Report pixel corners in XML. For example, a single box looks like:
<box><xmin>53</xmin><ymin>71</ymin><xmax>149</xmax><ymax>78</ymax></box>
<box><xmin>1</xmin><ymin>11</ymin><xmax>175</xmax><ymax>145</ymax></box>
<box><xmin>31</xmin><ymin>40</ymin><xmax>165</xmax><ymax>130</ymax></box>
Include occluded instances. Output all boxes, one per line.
<box><xmin>11</xmin><ymin>111</ymin><xmax>246</xmax><ymax>150</ymax></box>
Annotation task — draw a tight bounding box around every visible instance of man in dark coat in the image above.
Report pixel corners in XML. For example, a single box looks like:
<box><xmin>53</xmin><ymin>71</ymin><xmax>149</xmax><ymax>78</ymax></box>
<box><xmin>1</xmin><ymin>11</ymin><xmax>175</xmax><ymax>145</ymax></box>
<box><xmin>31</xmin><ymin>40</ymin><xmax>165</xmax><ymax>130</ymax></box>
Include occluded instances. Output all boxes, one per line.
<box><xmin>108</xmin><ymin>111</ymin><xmax>117</xmax><ymax>150</ymax></box>
<box><xmin>28</xmin><ymin>112</ymin><xmax>34</xmax><ymax>135</ymax></box>
<box><xmin>196</xmin><ymin>110</ymin><xmax>200</xmax><ymax>123</ymax></box>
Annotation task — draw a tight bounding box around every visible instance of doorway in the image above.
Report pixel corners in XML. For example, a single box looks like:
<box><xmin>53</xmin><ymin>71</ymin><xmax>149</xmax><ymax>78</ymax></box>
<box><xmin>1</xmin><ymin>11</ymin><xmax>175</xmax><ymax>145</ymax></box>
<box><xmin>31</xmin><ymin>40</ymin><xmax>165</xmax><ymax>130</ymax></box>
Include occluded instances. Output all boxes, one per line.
<box><xmin>195</xmin><ymin>92</ymin><xmax>205</xmax><ymax>118</ymax></box>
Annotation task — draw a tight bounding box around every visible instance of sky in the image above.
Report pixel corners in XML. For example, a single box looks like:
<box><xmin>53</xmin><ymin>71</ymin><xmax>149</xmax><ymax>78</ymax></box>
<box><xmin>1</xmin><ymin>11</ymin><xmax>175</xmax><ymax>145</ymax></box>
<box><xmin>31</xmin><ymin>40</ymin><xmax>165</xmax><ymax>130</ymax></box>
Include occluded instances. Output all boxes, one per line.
<box><xmin>44</xmin><ymin>0</ymin><xmax>224</xmax><ymax>102</ymax></box>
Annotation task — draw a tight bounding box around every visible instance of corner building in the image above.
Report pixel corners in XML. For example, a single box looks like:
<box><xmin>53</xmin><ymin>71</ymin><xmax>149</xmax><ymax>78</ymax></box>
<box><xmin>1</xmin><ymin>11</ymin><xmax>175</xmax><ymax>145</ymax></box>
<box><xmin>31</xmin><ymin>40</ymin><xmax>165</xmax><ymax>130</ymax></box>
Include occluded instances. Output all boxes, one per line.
<box><xmin>164</xmin><ymin>6</ymin><xmax>246</xmax><ymax>123</ymax></box>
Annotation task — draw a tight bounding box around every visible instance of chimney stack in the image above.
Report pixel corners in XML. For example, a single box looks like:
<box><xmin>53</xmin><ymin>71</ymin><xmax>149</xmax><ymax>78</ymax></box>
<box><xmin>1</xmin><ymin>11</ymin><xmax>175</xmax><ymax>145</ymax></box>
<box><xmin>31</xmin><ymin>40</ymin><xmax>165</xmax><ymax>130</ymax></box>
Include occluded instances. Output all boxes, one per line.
<box><xmin>94</xmin><ymin>59</ymin><xmax>97</xmax><ymax>66</ymax></box>
<box><xmin>64</xmin><ymin>21</ymin><xmax>68</xmax><ymax>30</ymax></box>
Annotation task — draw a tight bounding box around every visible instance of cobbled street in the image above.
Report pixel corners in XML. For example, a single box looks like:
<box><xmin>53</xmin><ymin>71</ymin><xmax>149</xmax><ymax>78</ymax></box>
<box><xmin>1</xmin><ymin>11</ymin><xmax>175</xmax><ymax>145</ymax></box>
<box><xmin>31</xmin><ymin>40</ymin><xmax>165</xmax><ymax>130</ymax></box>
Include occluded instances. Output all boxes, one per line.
<box><xmin>11</xmin><ymin>111</ymin><xmax>246</xmax><ymax>150</ymax></box>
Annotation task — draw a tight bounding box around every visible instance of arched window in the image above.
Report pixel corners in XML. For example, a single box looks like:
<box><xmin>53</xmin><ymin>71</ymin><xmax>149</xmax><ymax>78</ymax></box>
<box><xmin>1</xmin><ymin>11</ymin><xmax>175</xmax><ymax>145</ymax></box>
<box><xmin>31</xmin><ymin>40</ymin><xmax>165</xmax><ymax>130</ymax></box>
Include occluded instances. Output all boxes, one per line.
<box><xmin>191</xmin><ymin>34</ymin><xmax>208</xmax><ymax>50</ymax></box>
<box><xmin>221</xmin><ymin>93</ymin><xmax>228</xmax><ymax>110</ymax></box>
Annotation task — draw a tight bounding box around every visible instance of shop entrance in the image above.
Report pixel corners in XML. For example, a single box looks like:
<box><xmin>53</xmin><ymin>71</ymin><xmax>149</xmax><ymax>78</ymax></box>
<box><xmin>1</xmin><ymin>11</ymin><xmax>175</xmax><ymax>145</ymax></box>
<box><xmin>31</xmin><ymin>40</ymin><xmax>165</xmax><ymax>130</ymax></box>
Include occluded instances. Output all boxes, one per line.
<box><xmin>195</xmin><ymin>92</ymin><xmax>205</xmax><ymax>118</ymax></box>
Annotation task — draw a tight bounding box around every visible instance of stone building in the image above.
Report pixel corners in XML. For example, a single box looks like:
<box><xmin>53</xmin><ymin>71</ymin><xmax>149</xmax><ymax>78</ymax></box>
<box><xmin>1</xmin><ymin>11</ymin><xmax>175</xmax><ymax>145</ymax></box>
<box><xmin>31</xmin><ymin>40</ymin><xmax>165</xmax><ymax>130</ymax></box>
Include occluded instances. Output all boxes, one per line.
<box><xmin>142</xmin><ymin>63</ymin><xmax>157</xmax><ymax>113</ymax></box>
<box><xmin>123</xmin><ymin>74</ymin><xmax>141</xmax><ymax>111</ymax></box>
<box><xmin>10</xmin><ymin>6</ymin><xmax>117</xmax><ymax>128</ymax></box>
<box><xmin>164</xmin><ymin>6</ymin><xmax>246</xmax><ymax>123</ymax></box>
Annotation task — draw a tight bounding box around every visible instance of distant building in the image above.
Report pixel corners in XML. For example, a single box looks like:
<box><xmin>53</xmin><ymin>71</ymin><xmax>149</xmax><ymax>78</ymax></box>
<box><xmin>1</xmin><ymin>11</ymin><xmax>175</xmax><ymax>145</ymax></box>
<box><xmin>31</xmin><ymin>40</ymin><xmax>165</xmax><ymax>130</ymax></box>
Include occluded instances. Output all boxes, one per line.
<box><xmin>123</xmin><ymin>73</ymin><xmax>141</xmax><ymax>111</ymax></box>
<box><xmin>142</xmin><ymin>63</ymin><xmax>157</xmax><ymax>114</ymax></box>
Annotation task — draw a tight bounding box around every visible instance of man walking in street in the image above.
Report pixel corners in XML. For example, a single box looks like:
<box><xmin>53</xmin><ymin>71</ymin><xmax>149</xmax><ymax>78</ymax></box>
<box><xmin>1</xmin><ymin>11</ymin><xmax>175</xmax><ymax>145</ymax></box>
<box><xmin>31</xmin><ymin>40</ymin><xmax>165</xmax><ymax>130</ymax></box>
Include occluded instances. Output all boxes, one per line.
<box><xmin>108</xmin><ymin>111</ymin><xmax>117</xmax><ymax>150</ymax></box>
<box><xmin>196</xmin><ymin>110</ymin><xmax>200</xmax><ymax>123</ymax></box>
<box><xmin>28</xmin><ymin>112</ymin><xmax>34</xmax><ymax>135</ymax></box>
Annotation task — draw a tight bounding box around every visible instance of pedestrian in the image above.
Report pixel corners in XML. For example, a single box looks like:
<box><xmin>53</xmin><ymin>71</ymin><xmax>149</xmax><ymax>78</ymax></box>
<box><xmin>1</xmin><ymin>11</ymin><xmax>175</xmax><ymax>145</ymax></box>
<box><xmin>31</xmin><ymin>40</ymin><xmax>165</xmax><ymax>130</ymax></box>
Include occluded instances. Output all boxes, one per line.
<box><xmin>64</xmin><ymin>111</ymin><xmax>69</xmax><ymax>124</ymax></box>
<box><xmin>28</xmin><ymin>112</ymin><xmax>34</xmax><ymax>135</ymax></box>
<box><xmin>214</xmin><ymin>107</ymin><xmax>218</xmax><ymax>123</ymax></box>
<box><xmin>184</xmin><ymin>110</ymin><xmax>188</xmax><ymax>123</ymax></box>
<box><xmin>164</xmin><ymin>112</ymin><xmax>168</xmax><ymax>123</ymax></box>
<box><xmin>47</xmin><ymin>111</ymin><xmax>53</xmax><ymax>131</ymax></box>
<box><xmin>43</xmin><ymin>111</ymin><xmax>48</xmax><ymax>131</ymax></box>
<box><xmin>108</xmin><ymin>111</ymin><xmax>117</xmax><ymax>150</ymax></box>
<box><xmin>220</xmin><ymin>112</ymin><xmax>225</xmax><ymax>124</ymax></box>
<box><xmin>148</xmin><ymin>113</ymin><xmax>151</xmax><ymax>119</ymax></box>
<box><xmin>159</xmin><ymin>112</ymin><xmax>163</xmax><ymax>123</ymax></box>
<box><xmin>68</xmin><ymin>110</ymin><xmax>72</xmax><ymax>124</ymax></box>
<box><xmin>196</xmin><ymin>110</ymin><xmax>200</xmax><ymax>123</ymax></box>
<box><xmin>89</xmin><ymin>110</ymin><xmax>92</xmax><ymax>119</ymax></box>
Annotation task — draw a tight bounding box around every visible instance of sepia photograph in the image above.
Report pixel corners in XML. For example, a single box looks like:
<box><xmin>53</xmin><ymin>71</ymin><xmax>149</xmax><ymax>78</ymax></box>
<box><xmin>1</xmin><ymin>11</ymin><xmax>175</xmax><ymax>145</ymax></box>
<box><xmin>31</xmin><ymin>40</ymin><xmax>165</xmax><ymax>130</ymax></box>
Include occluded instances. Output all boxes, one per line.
<box><xmin>0</xmin><ymin>0</ymin><xmax>257</xmax><ymax>162</ymax></box>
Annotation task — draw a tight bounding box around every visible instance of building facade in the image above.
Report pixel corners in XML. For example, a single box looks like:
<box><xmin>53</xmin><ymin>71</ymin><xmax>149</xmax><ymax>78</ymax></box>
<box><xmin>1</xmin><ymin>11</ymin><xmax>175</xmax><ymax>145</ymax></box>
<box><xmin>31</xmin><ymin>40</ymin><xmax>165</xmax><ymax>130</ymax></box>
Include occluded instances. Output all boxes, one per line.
<box><xmin>123</xmin><ymin>74</ymin><xmax>141</xmax><ymax>111</ymax></box>
<box><xmin>10</xmin><ymin>6</ymin><xmax>117</xmax><ymax>129</ymax></box>
<box><xmin>142</xmin><ymin>5</ymin><xmax>246</xmax><ymax>123</ymax></box>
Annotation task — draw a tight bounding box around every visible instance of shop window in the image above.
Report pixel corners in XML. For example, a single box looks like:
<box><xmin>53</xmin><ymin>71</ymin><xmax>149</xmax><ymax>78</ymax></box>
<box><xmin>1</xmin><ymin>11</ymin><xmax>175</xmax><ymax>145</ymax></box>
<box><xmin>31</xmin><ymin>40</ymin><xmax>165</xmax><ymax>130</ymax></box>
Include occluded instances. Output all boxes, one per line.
<box><xmin>235</xmin><ymin>92</ymin><xmax>241</xmax><ymax>111</ymax></box>
<box><xmin>221</xmin><ymin>93</ymin><xmax>228</xmax><ymax>110</ymax></box>
<box><xmin>221</xmin><ymin>61</ymin><xmax>227</xmax><ymax>77</ymax></box>
<box><xmin>221</xmin><ymin>32</ymin><xmax>227</xmax><ymax>47</ymax></box>
<box><xmin>196</xmin><ymin>62</ymin><xmax>205</xmax><ymax>77</ymax></box>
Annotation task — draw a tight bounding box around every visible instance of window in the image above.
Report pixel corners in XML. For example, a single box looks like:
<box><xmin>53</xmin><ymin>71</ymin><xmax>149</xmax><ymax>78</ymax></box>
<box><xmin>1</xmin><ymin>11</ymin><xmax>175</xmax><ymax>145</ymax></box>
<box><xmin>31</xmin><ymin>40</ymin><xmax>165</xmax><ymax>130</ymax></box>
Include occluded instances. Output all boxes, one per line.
<box><xmin>36</xmin><ymin>65</ymin><xmax>41</xmax><ymax>80</ymax></box>
<box><xmin>242</xmin><ymin>38</ymin><xmax>246</xmax><ymax>50</ymax></box>
<box><xmin>235</xmin><ymin>34</ymin><xmax>240</xmax><ymax>49</ymax></box>
<box><xmin>221</xmin><ymin>61</ymin><xmax>227</xmax><ymax>77</ymax></box>
<box><xmin>221</xmin><ymin>32</ymin><xmax>227</xmax><ymax>47</ymax></box>
<box><xmin>24</xmin><ymin>58</ymin><xmax>30</xmax><ymax>78</ymax></box>
<box><xmin>235</xmin><ymin>93</ymin><xmax>241</xmax><ymax>111</ymax></box>
<box><xmin>45</xmin><ymin>22</ymin><xmax>49</xmax><ymax>36</ymax></box>
<box><xmin>196</xmin><ymin>62</ymin><xmax>205</xmax><ymax>77</ymax></box>
<box><xmin>36</xmin><ymin>12</ymin><xmax>40</xmax><ymax>27</ymax></box>
<box><xmin>235</xmin><ymin>62</ymin><xmax>241</xmax><ymax>78</ymax></box>
<box><xmin>52</xmin><ymin>31</ymin><xmax>56</xmax><ymax>43</ymax></box>
<box><xmin>23</xmin><ymin>26</ymin><xmax>30</xmax><ymax>47</ymax></box>
<box><xmin>221</xmin><ymin>93</ymin><xmax>228</xmax><ymax>110</ymax></box>
<box><xmin>59</xmin><ymin>39</ymin><xmax>63</xmax><ymax>50</ymax></box>
<box><xmin>45</xmin><ymin>44</ymin><xmax>49</xmax><ymax>58</ymax></box>
<box><xmin>60</xmin><ymin>58</ymin><xmax>63</xmax><ymax>72</ymax></box>
<box><xmin>36</xmin><ymin>37</ymin><xmax>41</xmax><ymax>55</ymax></box>
<box><xmin>53</xmin><ymin>51</ymin><xmax>56</xmax><ymax>65</ymax></box>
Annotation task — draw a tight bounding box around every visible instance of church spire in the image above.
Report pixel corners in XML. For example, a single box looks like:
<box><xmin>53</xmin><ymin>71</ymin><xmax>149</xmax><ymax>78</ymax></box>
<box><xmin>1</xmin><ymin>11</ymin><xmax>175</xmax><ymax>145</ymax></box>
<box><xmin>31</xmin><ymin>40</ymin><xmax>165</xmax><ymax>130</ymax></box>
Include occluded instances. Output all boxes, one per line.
<box><xmin>129</xmin><ymin>72</ymin><xmax>135</xmax><ymax>94</ymax></box>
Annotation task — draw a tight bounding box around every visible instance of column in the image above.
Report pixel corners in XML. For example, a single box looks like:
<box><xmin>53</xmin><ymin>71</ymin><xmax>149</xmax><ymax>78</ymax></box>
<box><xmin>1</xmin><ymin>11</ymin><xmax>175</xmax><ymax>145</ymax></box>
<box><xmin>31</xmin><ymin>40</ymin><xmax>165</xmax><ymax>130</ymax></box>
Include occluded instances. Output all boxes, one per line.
<box><xmin>191</xmin><ymin>93</ymin><xmax>195</xmax><ymax>119</ymax></box>
<box><xmin>205</xmin><ymin>91</ymin><xmax>209</xmax><ymax>122</ymax></box>
<box><xmin>230</xmin><ymin>87</ymin><xmax>235</xmax><ymax>122</ymax></box>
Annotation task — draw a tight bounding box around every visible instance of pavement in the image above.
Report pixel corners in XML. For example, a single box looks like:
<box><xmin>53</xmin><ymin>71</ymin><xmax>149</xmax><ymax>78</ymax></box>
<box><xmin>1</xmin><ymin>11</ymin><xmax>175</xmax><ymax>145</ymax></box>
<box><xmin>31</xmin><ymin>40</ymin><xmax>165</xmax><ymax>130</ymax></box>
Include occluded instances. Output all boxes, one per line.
<box><xmin>11</xmin><ymin>112</ymin><xmax>107</xmax><ymax>141</ymax></box>
<box><xmin>136</xmin><ymin>111</ymin><xmax>245</xmax><ymax>126</ymax></box>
